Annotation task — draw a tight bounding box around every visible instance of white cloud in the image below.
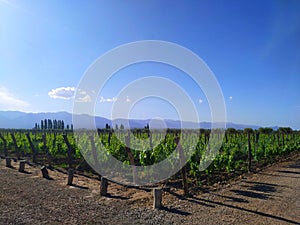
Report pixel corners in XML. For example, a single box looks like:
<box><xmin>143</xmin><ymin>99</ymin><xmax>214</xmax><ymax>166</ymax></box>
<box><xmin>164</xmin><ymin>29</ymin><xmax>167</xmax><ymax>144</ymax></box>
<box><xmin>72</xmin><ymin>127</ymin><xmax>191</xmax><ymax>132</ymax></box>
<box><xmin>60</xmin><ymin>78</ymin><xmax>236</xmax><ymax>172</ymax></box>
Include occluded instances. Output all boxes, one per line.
<box><xmin>229</xmin><ymin>96</ymin><xmax>233</xmax><ymax>101</ymax></box>
<box><xmin>77</xmin><ymin>89</ymin><xmax>87</xmax><ymax>95</ymax></box>
<box><xmin>48</xmin><ymin>87</ymin><xmax>75</xmax><ymax>100</ymax></box>
<box><xmin>199</xmin><ymin>99</ymin><xmax>203</xmax><ymax>104</ymax></box>
<box><xmin>98</xmin><ymin>96</ymin><xmax>131</xmax><ymax>103</ymax></box>
<box><xmin>48</xmin><ymin>87</ymin><xmax>92</xmax><ymax>102</ymax></box>
<box><xmin>73</xmin><ymin>89</ymin><xmax>92</xmax><ymax>103</ymax></box>
<box><xmin>99</xmin><ymin>96</ymin><xmax>117</xmax><ymax>103</ymax></box>
<box><xmin>76</xmin><ymin>94</ymin><xmax>92</xmax><ymax>103</ymax></box>
<box><xmin>0</xmin><ymin>86</ymin><xmax>30</xmax><ymax>110</ymax></box>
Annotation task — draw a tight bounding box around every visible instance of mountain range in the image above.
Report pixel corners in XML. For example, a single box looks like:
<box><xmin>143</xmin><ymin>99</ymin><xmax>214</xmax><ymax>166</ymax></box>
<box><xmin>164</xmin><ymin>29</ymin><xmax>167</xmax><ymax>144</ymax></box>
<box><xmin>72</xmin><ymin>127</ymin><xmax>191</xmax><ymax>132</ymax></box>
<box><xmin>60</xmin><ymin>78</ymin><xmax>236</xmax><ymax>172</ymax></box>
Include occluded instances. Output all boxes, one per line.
<box><xmin>0</xmin><ymin>111</ymin><xmax>266</xmax><ymax>130</ymax></box>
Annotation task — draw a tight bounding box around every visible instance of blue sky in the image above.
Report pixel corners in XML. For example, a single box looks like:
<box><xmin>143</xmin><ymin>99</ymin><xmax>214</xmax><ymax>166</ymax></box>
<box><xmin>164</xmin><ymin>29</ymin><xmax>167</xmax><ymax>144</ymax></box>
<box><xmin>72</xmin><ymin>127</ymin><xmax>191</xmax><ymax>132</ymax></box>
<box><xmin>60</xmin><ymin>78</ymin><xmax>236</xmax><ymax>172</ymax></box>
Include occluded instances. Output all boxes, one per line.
<box><xmin>0</xmin><ymin>0</ymin><xmax>300</xmax><ymax>129</ymax></box>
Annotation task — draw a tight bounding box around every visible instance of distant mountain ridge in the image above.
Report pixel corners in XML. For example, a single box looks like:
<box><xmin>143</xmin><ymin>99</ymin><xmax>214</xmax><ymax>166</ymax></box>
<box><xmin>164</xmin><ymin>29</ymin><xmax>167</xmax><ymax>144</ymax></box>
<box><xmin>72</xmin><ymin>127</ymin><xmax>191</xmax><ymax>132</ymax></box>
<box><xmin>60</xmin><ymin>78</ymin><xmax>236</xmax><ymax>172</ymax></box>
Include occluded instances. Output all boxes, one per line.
<box><xmin>0</xmin><ymin>110</ymin><xmax>266</xmax><ymax>130</ymax></box>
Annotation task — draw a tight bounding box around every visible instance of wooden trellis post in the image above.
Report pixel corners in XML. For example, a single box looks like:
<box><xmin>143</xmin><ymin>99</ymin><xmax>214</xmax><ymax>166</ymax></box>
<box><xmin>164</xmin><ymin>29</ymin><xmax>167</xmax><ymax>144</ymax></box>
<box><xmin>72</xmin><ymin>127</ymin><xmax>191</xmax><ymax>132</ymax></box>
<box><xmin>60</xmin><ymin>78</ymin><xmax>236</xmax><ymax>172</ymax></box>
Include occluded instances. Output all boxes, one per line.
<box><xmin>5</xmin><ymin>157</ymin><xmax>11</xmax><ymax>167</ymax></box>
<box><xmin>67</xmin><ymin>168</ymin><xmax>74</xmax><ymax>185</ymax></box>
<box><xmin>153</xmin><ymin>188</ymin><xmax>163</xmax><ymax>209</ymax></box>
<box><xmin>100</xmin><ymin>177</ymin><xmax>108</xmax><ymax>196</ymax></box>
<box><xmin>19</xmin><ymin>160</ymin><xmax>26</xmax><ymax>172</ymax></box>
<box><xmin>41</xmin><ymin>166</ymin><xmax>50</xmax><ymax>179</ymax></box>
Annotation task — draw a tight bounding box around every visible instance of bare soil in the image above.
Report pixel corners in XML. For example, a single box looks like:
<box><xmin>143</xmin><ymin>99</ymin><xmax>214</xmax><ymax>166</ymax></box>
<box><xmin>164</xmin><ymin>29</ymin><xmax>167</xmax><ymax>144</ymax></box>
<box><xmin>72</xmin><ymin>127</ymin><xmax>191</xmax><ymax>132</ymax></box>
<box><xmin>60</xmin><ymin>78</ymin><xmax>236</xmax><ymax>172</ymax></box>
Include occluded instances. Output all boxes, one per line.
<box><xmin>0</xmin><ymin>153</ymin><xmax>299</xmax><ymax>225</ymax></box>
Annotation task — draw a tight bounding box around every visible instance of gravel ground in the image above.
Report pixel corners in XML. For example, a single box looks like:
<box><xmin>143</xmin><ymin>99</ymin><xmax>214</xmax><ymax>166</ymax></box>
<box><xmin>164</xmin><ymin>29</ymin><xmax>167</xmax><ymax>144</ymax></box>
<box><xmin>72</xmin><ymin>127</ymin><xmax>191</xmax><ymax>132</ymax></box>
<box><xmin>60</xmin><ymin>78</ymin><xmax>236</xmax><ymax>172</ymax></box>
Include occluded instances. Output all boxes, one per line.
<box><xmin>0</xmin><ymin>153</ymin><xmax>299</xmax><ymax>225</ymax></box>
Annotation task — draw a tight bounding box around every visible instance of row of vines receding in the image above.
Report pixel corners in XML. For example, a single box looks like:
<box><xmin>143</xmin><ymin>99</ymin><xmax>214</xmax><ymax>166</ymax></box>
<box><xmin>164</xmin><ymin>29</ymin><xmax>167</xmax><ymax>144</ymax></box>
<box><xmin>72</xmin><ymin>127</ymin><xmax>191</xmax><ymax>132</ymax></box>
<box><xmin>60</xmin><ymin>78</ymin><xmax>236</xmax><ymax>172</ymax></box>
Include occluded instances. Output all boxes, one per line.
<box><xmin>0</xmin><ymin>127</ymin><xmax>299</xmax><ymax>186</ymax></box>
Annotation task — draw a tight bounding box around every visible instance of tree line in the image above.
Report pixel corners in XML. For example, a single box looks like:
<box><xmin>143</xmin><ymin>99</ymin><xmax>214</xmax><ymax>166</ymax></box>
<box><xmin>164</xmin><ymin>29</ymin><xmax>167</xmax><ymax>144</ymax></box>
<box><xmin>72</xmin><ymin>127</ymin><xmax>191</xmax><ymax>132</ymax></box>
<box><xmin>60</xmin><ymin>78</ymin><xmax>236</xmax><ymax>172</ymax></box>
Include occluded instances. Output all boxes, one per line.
<box><xmin>34</xmin><ymin>119</ymin><xmax>73</xmax><ymax>130</ymax></box>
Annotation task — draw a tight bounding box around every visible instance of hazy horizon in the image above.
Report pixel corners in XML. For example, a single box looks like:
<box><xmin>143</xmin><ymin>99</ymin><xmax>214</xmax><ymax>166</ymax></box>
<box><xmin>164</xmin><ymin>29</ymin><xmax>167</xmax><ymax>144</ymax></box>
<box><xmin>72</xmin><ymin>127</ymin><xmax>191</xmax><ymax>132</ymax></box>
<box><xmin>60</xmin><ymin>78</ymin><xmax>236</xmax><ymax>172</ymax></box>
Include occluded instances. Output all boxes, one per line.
<box><xmin>1</xmin><ymin>110</ymin><xmax>295</xmax><ymax>130</ymax></box>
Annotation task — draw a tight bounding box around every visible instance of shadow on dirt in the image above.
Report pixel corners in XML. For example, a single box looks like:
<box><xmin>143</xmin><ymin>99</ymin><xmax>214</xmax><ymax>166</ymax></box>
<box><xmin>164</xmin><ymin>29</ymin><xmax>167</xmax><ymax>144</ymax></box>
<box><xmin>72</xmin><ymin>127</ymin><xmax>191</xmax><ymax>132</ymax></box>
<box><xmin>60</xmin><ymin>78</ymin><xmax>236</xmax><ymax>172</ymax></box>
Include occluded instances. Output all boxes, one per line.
<box><xmin>276</xmin><ymin>170</ymin><xmax>300</xmax><ymax>175</ymax></box>
<box><xmin>239</xmin><ymin>181</ymin><xmax>278</xmax><ymax>194</ymax></box>
<box><xmin>258</xmin><ymin>172</ymin><xmax>297</xmax><ymax>179</ymax></box>
<box><xmin>19</xmin><ymin>170</ymin><xmax>32</xmax><ymax>174</ymax></box>
<box><xmin>249</xmin><ymin>184</ymin><xmax>277</xmax><ymax>193</ymax></box>
<box><xmin>230</xmin><ymin>190</ymin><xmax>269</xmax><ymax>200</ymax></box>
<box><xmin>104</xmin><ymin>193</ymin><xmax>129</xmax><ymax>200</ymax></box>
<box><xmin>198</xmin><ymin>197</ymin><xmax>300</xmax><ymax>224</ymax></box>
<box><xmin>161</xmin><ymin>206</ymin><xmax>191</xmax><ymax>216</ymax></box>
<box><xmin>286</xmin><ymin>160</ymin><xmax>300</xmax><ymax>169</ymax></box>
<box><xmin>165</xmin><ymin>176</ymin><xmax>300</xmax><ymax>224</ymax></box>
<box><xmin>165</xmin><ymin>189</ymin><xmax>215</xmax><ymax>208</ymax></box>
<box><xmin>212</xmin><ymin>193</ymin><xmax>249</xmax><ymax>203</ymax></box>
<box><xmin>166</xmin><ymin>187</ymin><xmax>299</xmax><ymax>224</ymax></box>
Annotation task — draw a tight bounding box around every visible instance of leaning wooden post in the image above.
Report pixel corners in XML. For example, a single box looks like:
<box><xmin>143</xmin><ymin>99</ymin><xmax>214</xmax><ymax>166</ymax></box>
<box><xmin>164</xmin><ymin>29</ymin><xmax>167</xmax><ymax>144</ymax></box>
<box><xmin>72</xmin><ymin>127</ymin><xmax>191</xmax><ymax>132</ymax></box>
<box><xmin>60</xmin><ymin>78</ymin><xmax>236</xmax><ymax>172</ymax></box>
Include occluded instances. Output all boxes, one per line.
<box><xmin>67</xmin><ymin>168</ymin><xmax>74</xmax><ymax>185</ymax></box>
<box><xmin>100</xmin><ymin>177</ymin><xmax>108</xmax><ymax>196</ymax></box>
<box><xmin>19</xmin><ymin>160</ymin><xmax>26</xmax><ymax>172</ymax></box>
<box><xmin>41</xmin><ymin>166</ymin><xmax>50</xmax><ymax>179</ymax></box>
<box><xmin>175</xmin><ymin>137</ymin><xmax>189</xmax><ymax>197</ymax></box>
<box><xmin>153</xmin><ymin>188</ymin><xmax>163</xmax><ymax>209</ymax></box>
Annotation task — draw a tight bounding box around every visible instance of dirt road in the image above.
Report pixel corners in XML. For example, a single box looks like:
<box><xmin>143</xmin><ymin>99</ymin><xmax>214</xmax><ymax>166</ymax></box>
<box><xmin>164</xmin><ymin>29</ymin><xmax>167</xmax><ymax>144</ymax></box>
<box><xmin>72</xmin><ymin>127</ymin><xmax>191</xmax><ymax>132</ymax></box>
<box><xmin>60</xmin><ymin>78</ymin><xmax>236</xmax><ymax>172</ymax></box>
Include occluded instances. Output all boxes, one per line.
<box><xmin>0</xmin><ymin>153</ymin><xmax>299</xmax><ymax>224</ymax></box>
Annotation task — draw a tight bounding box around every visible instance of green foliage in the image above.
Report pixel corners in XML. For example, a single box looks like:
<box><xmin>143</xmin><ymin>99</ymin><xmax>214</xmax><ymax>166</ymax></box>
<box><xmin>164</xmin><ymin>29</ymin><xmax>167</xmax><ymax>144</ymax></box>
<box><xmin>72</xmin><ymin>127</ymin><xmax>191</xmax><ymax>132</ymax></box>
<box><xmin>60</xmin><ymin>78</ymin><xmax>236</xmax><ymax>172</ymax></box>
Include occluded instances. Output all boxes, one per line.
<box><xmin>0</xmin><ymin>128</ymin><xmax>299</xmax><ymax>183</ymax></box>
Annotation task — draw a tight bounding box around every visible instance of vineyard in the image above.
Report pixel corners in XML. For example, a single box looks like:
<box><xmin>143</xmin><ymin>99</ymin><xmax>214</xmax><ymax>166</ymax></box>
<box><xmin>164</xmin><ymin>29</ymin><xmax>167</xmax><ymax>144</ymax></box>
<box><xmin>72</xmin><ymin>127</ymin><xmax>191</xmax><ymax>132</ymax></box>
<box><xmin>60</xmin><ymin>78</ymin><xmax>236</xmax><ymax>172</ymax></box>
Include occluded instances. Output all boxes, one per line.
<box><xmin>0</xmin><ymin>127</ymin><xmax>299</xmax><ymax>192</ymax></box>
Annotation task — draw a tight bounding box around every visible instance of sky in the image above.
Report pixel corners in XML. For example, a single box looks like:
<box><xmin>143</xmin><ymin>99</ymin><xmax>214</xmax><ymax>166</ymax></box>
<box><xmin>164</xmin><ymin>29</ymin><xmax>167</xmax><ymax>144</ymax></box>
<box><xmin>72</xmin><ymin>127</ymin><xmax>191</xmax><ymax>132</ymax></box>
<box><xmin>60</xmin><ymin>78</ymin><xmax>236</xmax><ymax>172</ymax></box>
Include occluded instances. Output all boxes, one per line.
<box><xmin>0</xmin><ymin>0</ymin><xmax>300</xmax><ymax>129</ymax></box>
